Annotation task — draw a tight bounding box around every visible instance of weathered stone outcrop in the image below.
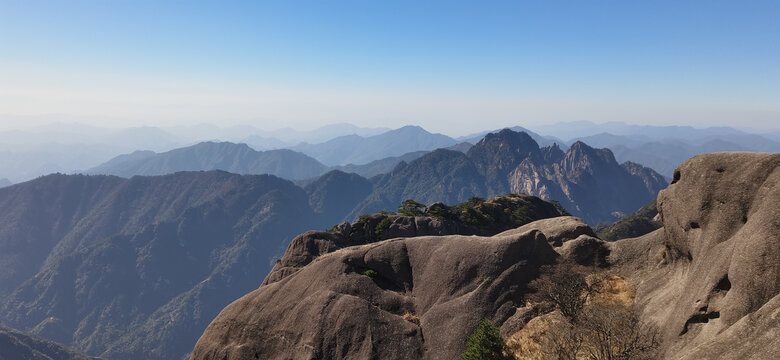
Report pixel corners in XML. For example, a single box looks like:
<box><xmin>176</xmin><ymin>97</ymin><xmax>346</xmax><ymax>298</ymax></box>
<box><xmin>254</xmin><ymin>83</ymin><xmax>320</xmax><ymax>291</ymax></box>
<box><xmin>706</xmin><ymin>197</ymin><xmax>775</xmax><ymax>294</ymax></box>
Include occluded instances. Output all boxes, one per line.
<box><xmin>610</xmin><ymin>152</ymin><xmax>780</xmax><ymax>358</ymax></box>
<box><xmin>193</xmin><ymin>230</ymin><xmax>559</xmax><ymax>360</ymax></box>
<box><xmin>498</xmin><ymin>216</ymin><xmax>595</xmax><ymax>246</ymax></box>
<box><xmin>265</xmin><ymin>194</ymin><xmax>562</xmax><ymax>286</ymax></box>
<box><xmin>263</xmin><ymin>216</ymin><xmax>458</xmax><ymax>285</ymax></box>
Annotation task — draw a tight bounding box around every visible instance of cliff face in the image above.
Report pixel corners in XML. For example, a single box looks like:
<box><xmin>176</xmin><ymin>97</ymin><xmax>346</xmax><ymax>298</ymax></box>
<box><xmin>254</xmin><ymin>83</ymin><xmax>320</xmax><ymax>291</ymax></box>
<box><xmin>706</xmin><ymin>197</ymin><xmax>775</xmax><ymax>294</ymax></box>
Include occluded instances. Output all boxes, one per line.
<box><xmin>610</xmin><ymin>152</ymin><xmax>780</xmax><ymax>359</ymax></box>
<box><xmin>508</xmin><ymin>140</ymin><xmax>664</xmax><ymax>224</ymax></box>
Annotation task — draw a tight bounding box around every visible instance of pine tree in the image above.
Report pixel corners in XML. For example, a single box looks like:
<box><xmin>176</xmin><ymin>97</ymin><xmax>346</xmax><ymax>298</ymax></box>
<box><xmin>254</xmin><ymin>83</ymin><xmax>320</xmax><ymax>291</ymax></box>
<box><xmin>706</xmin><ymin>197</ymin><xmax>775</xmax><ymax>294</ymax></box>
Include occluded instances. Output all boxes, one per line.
<box><xmin>461</xmin><ymin>319</ymin><xmax>513</xmax><ymax>360</ymax></box>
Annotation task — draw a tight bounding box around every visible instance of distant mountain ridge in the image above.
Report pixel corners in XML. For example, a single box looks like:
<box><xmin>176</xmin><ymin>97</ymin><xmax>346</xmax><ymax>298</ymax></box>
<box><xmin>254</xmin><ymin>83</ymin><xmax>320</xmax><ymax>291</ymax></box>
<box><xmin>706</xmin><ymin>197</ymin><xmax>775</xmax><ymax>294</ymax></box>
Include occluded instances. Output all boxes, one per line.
<box><xmin>531</xmin><ymin>121</ymin><xmax>780</xmax><ymax>176</ymax></box>
<box><xmin>293</xmin><ymin>125</ymin><xmax>458</xmax><ymax>166</ymax></box>
<box><xmin>87</xmin><ymin>142</ymin><xmax>433</xmax><ymax>182</ymax></box>
<box><xmin>331</xmin><ymin>150</ymin><xmax>429</xmax><ymax>179</ymax></box>
<box><xmin>2</xmin><ymin>121</ymin><xmax>776</xmax><ymax>182</ymax></box>
<box><xmin>87</xmin><ymin>141</ymin><xmax>328</xmax><ymax>180</ymax></box>
<box><xmin>530</xmin><ymin>120</ymin><xmax>756</xmax><ymax>141</ymax></box>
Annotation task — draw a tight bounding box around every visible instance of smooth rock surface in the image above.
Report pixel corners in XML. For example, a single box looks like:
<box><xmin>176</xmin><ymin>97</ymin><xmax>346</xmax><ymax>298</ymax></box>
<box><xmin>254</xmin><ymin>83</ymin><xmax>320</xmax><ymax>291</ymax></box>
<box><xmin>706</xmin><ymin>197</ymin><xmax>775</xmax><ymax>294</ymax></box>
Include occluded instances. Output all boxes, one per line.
<box><xmin>193</xmin><ymin>230</ymin><xmax>559</xmax><ymax>360</ymax></box>
<box><xmin>610</xmin><ymin>152</ymin><xmax>780</xmax><ymax>358</ymax></box>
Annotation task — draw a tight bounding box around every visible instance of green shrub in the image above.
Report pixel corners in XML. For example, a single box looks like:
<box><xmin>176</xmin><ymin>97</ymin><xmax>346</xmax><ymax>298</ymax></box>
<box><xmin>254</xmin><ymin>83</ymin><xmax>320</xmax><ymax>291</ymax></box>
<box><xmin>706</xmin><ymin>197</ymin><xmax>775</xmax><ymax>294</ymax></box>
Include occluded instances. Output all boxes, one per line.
<box><xmin>398</xmin><ymin>199</ymin><xmax>426</xmax><ymax>216</ymax></box>
<box><xmin>510</xmin><ymin>204</ymin><xmax>532</xmax><ymax>226</ymax></box>
<box><xmin>363</xmin><ymin>269</ymin><xmax>378</xmax><ymax>278</ymax></box>
<box><xmin>357</xmin><ymin>214</ymin><xmax>372</xmax><ymax>225</ymax></box>
<box><xmin>462</xmin><ymin>319</ymin><xmax>513</xmax><ymax>360</ymax></box>
<box><xmin>468</xmin><ymin>196</ymin><xmax>486</xmax><ymax>206</ymax></box>
<box><xmin>374</xmin><ymin>217</ymin><xmax>392</xmax><ymax>238</ymax></box>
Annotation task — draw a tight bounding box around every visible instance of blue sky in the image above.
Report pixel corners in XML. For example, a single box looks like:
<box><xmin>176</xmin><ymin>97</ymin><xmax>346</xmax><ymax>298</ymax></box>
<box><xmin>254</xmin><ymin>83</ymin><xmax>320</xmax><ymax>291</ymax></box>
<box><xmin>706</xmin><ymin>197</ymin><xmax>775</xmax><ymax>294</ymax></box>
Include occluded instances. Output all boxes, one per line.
<box><xmin>1</xmin><ymin>0</ymin><xmax>778</xmax><ymax>135</ymax></box>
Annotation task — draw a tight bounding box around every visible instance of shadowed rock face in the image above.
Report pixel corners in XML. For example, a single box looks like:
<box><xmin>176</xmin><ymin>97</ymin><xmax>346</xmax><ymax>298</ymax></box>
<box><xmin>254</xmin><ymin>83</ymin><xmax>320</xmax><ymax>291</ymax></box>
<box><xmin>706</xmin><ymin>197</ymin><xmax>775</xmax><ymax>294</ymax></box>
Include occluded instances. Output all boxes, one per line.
<box><xmin>192</xmin><ymin>230</ymin><xmax>559</xmax><ymax>360</ymax></box>
<box><xmin>610</xmin><ymin>152</ymin><xmax>780</xmax><ymax>359</ymax></box>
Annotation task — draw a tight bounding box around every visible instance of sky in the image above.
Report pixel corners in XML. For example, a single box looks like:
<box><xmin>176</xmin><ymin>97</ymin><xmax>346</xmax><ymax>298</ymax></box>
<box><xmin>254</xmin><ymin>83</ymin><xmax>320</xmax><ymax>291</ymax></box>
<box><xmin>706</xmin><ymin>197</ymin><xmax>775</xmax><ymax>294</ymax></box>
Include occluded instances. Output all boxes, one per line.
<box><xmin>1</xmin><ymin>0</ymin><xmax>778</xmax><ymax>136</ymax></box>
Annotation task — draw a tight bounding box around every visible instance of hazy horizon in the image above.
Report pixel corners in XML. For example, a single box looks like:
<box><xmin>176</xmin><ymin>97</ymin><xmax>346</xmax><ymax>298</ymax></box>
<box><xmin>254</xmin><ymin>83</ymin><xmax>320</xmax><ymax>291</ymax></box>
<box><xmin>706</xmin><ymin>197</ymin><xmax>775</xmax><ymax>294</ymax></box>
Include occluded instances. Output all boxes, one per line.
<box><xmin>2</xmin><ymin>1</ymin><xmax>779</xmax><ymax>135</ymax></box>
<box><xmin>0</xmin><ymin>119</ymin><xmax>778</xmax><ymax>140</ymax></box>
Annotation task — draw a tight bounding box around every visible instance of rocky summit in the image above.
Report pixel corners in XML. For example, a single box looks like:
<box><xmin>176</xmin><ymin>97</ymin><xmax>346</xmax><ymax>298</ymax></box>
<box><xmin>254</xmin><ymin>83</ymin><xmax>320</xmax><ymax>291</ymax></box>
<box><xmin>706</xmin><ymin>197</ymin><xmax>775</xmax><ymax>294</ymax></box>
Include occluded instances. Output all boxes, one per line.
<box><xmin>192</xmin><ymin>222</ymin><xmax>593</xmax><ymax>359</ymax></box>
<box><xmin>192</xmin><ymin>152</ymin><xmax>779</xmax><ymax>359</ymax></box>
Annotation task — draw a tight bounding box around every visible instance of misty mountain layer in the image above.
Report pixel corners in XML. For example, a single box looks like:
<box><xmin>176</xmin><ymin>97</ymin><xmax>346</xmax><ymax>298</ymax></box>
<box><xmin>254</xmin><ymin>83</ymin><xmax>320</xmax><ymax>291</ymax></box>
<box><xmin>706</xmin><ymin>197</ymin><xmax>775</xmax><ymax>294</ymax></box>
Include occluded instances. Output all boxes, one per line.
<box><xmin>87</xmin><ymin>141</ymin><xmax>327</xmax><ymax>180</ymax></box>
<box><xmin>293</xmin><ymin>125</ymin><xmax>457</xmax><ymax>166</ymax></box>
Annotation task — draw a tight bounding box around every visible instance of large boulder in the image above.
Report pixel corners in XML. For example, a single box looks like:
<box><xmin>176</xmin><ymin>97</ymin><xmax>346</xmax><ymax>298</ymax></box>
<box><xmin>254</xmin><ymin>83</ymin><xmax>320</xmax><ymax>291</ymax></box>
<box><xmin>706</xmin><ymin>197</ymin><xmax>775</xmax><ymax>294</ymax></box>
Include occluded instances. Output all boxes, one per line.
<box><xmin>610</xmin><ymin>152</ymin><xmax>780</xmax><ymax>358</ymax></box>
<box><xmin>192</xmin><ymin>229</ymin><xmax>559</xmax><ymax>360</ymax></box>
<box><xmin>497</xmin><ymin>216</ymin><xmax>595</xmax><ymax>246</ymax></box>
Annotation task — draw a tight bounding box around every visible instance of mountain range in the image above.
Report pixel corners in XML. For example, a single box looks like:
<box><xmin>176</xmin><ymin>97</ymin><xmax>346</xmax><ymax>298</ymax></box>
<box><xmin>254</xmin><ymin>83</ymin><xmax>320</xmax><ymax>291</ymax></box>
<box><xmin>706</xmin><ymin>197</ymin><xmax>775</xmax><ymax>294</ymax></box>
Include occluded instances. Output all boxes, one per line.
<box><xmin>535</xmin><ymin>121</ymin><xmax>780</xmax><ymax>176</ymax></box>
<box><xmin>86</xmin><ymin>129</ymin><xmax>664</xmax><ymax>226</ymax></box>
<box><xmin>1</xmin><ymin>121</ymin><xmax>777</xmax><ymax>182</ymax></box>
<box><xmin>292</xmin><ymin>125</ymin><xmax>457</xmax><ymax>166</ymax></box>
<box><xmin>349</xmin><ymin>129</ymin><xmax>666</xmax><ymax>225</ymax></box>
<box><xmin>0</xmin><ymin>128</ymin><xmax>670</xmax><ymax>359</ymax></box>
<box><xmin>86</xmin><ymin>141</ymin><xmax>328</xmax><ymax>180</ymax></box>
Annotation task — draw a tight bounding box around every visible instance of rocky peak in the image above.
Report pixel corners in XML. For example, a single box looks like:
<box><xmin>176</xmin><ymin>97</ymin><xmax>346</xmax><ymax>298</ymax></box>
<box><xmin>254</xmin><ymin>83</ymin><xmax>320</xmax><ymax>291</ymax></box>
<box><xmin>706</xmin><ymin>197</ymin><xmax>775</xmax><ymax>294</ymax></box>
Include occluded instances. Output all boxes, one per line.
<box><xmin>561</xmin><ymin>141</ymin><xmax>620</xmax><ymax>175</ymax></box>
<box><xmin>621</xmin><ymin>161</ymin><xmax>668</xmax><ymax>195</ymax></box>
<box><xmin>467</xmin><ymin>130</ymin><xmax>543</xmax><ymax>195</ymax></box>
<box><xmin>540</xmin><ymin>143</ymin><xmax>565</xmax><ymax>164</ymax></box>
<box><xmin>471</xmin><ymin>129</ymin><xmax>542</xmax><ymax>157</ymax></box>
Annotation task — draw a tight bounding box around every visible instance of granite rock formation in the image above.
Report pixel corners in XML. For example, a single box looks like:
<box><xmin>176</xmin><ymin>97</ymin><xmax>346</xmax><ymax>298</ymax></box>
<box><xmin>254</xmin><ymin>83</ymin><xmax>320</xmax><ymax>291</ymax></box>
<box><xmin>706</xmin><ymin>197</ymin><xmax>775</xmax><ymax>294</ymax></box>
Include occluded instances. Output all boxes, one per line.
<box><xmin>609</xmin><ymin>152</ymin><xmax>780</xmax><ymax>358</ymax></box>
<box><xmin>193</xmin><ymin>229</ymin><xmax>565</xmax><ymax>359</ymax></box>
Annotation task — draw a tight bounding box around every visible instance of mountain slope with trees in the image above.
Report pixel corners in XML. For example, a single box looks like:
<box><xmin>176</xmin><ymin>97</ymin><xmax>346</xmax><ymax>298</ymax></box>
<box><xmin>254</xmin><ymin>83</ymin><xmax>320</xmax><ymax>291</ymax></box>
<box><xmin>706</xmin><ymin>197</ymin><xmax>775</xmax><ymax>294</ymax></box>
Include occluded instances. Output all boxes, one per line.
<box><xmin>0</xmin><ymin>171</ymin><xmax>327</xmax><ymax>360</ymax></box>
<box><xmin>0</xmin><ymin>326</ymin><xmax>95</xmax><ymax>360</ymax></box>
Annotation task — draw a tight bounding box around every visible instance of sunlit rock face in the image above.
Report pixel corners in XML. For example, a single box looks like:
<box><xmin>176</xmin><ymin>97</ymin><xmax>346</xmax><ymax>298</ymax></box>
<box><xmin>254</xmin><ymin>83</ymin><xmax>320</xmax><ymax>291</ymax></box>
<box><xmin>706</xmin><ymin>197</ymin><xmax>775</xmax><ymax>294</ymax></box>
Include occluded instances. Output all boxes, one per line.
<box><xmin>610</xmin><ymin>152</ymin><xmax>780</xmax><ymax>359</ymax></box>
